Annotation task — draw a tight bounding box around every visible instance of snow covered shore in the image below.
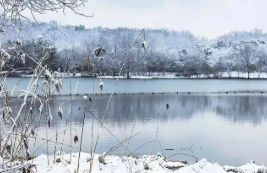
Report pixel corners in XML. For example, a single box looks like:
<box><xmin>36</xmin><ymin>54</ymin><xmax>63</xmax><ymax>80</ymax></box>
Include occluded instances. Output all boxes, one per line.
<box><xmin>16</xmin><ymin>72</ymin><xmax>267</xmax><ymax>79</ymax></box>
<box><xmin>22</xmin><ymin>152</ymin><xmax>267</xmax><ymax>173</ymax></box>
<box><xmin>100</xmin><ymin>72</ymin><xmax>267</xmax><ymax>79</ymax></box>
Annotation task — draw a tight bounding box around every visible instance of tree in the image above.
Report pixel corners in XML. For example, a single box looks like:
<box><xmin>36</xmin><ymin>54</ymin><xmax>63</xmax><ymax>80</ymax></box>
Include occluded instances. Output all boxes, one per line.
<box><xmin>255</xmin><ymin>48</ymin><xmax>267</xmax><ymax>77</ymax></box>
<box><xmin>236</xmin><ymin>44</ymin><xmax>257</xmax><ymax>79</ymax></box>
<box><xmin>224</xmin><ymin>55</ymin><xmax>235</xmax><ymax>78</ymax></box>
<box><xmin>213</xmin><ymin>57</ymin><xmax>225</xmax><ymax>78</ymax></box>
<box><xmin>0</xmin><ymin>0</ymin><xmax>92</xmax><ymax>30</ymax></box>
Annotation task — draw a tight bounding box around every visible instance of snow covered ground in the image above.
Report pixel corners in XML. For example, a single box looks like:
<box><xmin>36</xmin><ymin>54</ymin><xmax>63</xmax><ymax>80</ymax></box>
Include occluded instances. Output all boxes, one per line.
<box><xmin>99</xmin><ymin>72</ymin><xmax>267</xmax><ymax>79</ymax></box>
<box><xmin>18</xmin><ymin>152</ymin><xmax>267</xmax><ymax>173</ymax></box>
<box><xmin>19</xmin><ymin>71</ymin><xmax>267</xmax><ymax>79</ymax></box>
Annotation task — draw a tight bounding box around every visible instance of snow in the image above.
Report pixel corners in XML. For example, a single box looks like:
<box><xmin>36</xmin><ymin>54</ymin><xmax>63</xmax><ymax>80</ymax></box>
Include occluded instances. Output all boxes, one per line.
<box><xmin>23</xmin><ymin>152</ymin><xmax>267</xmax><ymax>173</ymax></box>
<box><xmin>99</xmin><ymin>72</ymin><xmax>267</xmax><ymax>79</ymax></box>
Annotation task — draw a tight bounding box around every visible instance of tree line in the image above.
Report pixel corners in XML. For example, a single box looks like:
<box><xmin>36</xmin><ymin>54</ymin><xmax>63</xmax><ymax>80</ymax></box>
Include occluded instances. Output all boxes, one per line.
<box><xmin>1</xmin><ymin>22</ymin><xmax>267</xmax><ymax>78</ymax></box>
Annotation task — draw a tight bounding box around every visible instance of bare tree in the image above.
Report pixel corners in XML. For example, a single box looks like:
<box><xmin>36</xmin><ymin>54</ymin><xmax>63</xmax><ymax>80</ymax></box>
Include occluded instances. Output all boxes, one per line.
<box><xmin>236</xmin><ymin>44</ymin><xmax>257</xmax><ymax>79</ymax></box>
<box><xmin>255</xmin><ymin>48</ymin><xmax>267</xmax><ymax>78</ymax></box>
<box><xmin>0</xmin><ymin>0</ymin><xmax>92</xmax><ymax>29</ymax></box>
<box><xmin>224</xmin><ymin>54</ymin><xmax>234</xmax><ymax>78</ymax></box>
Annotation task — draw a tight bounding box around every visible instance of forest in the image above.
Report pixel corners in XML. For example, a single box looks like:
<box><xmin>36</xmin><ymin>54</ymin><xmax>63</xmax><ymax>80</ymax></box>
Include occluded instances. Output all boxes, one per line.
<box><xmin>1</xmin><ymin>21</ymin><xmax>267</xmax><ymax>79</ymax></box>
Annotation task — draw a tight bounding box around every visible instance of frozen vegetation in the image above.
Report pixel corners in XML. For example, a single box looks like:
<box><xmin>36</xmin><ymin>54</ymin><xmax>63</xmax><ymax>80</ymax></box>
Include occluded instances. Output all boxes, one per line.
<box><xmin>1</xmin><ymin>22</ymin><xmax>267</xmax><ymax>79</ymax></box>
<box><xmin>1</xmin><ymin>25</ymin><xmax>267</xmax><ymax>172</ymax></box>
<box><xmin>1</xmin><ymin>1</ymin><xmax>267</xmax><ymax>172</ymax></box>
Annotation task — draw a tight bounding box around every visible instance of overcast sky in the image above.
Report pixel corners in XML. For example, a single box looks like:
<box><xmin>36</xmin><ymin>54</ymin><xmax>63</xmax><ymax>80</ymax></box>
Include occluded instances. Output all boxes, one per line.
<box><xmin>25</xmin><ymin>0</ymin><xmax>267</xmax><ymax>39</ymax></box>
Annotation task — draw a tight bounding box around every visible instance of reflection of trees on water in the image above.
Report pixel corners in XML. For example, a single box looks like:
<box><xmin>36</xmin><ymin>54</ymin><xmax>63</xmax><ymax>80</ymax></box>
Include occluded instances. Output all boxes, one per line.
<box><xmin>101</xmin><ymin>95</ymin><xmax>267</xmax><ymax>126</ymax></box>
<box><xmin>213</xmin><ymin>95</ymin><xmax>267</xmax><ymax>125</ymax></box>
<box><xmin>4</xmin><ymin>94</ymin><xmax>267</xmax><ymax>128</ymax></box>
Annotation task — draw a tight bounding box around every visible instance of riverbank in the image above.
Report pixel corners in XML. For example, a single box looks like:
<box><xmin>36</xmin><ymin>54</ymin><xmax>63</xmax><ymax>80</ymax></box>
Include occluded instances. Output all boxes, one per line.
<box><xmin>24</xmin><ymin>152</ymin><xmax>266</xmax><ymax>173</ymax></box>
<box><xmin>12</xmin><ymin>71</ymin><xmax>267</xmax><ymax>79</ymax></box>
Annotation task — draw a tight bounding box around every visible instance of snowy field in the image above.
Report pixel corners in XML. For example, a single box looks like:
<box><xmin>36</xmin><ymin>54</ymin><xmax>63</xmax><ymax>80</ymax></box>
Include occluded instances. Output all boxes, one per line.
<box><xmin>21</xmin><ymin>152</ymin><xmax>267</xmax><ymax>173</ymax></box>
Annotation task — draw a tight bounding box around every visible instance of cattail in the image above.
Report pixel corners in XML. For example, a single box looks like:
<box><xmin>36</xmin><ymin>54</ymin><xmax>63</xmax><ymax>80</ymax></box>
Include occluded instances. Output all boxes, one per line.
<box><xmin>94</xmin><ymin>47</ymin><xmax>106</xmax><ymax>57</ymax></box>
<box><xmin>6</xmin><ymin>144</ymin><xmax>11</xmax><ymax>154</ymax></box>
<box><xmin>166</xmin><ymin>104</ymin><xmax>169</xmax><ymax>110</ymax></box>
<box><xmin>30</xmin><ymin>129</ymin><xmax>35</xmax><ymax>136</ymax></box>
<box><xmin>48</xmin><ymin>113</ymin><xmax>52</xmax><ymax>127</ymax></box>
<box><xmin>58</xmin><ymin>106</ymin><xmax>63</xmax><ymax>119</ymax></box>
<box><xmin>74</xmin><ymin>135</ymin><xmax>79</xmax><ymax>143</ymax></box>
<box><xmin>48</xmin><ymin>119</ymin><xmax>51</xmax><ymax>127</ymax></box>
<box><xmin>99</xmin><ymin>81</ymin><xmax>104</xmax><ymax>92</ymax></box>
<box><xmin>30</xmin><ymin>106</ymin><xmax>33</xmax><ymax>115</ymax></box>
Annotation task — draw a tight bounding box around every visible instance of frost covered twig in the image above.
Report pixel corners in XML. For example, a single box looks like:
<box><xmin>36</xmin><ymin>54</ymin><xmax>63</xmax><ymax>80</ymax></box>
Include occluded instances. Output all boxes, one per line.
<box><xmin>0</xmin><ymin>0</ymin><xmax>93</xmax><ymax>29</ymax></box>
<box><xmin>89</xmin><ymin>29</ymin><xmax>145</xmax><ymax>173</ymax></box>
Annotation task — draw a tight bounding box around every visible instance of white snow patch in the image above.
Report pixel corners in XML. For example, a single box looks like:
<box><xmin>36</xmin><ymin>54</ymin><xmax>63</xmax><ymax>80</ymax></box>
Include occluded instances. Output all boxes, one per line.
<box><xmin>24</xmin><ymin>152</ymin><xmax>267</xmax><ymax>173</ymax></box>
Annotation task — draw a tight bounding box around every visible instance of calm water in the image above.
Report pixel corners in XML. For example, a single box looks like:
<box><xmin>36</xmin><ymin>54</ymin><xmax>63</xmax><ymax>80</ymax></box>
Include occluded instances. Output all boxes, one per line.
<box><xmin>4</xmin><ymin>77</ymin><xmax>267</xmax><ymax>96</ymax></box>
<box><xmin>7</xmin><ymin>94</ymin><xmax>267</xmax><ymax>166</ymax></box>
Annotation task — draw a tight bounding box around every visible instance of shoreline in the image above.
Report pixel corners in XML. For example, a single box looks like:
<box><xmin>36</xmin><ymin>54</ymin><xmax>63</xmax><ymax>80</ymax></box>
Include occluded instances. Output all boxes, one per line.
<box><xmin>19</xmin><ymin>152</ymin><xmax>267</xmax><ymax>173</ymax></box>
<box><xmin>6</xmin><ymin>75</ymin><xmax>267</xmax><ymax>80</ymax></box>
<box><xmin>4</xmin><ymin>71</ymin><xmax>267</xmax><ymax>80</ymax></box>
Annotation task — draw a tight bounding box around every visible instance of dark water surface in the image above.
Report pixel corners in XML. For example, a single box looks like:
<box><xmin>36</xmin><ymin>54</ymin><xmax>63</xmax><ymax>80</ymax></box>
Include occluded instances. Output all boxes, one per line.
<box><xmin>7</xmin><ymin>94</ymin><xmax>267</xmax><ymax>166</ymax></box>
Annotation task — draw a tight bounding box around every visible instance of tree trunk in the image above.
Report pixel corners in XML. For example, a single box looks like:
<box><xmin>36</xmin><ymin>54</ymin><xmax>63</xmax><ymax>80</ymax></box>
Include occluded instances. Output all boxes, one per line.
<box><xmin>127</xmin><ymin>71</ymin><xmax>130</xmax><ymax>79</ymax></box>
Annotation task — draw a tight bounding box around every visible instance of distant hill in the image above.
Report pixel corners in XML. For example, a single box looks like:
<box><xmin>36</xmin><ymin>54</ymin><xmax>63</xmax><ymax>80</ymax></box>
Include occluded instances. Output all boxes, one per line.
<box><xmin>1</xmin><ymin>21</ymin><xmax>267</xmax><ymax>78</ymax></box>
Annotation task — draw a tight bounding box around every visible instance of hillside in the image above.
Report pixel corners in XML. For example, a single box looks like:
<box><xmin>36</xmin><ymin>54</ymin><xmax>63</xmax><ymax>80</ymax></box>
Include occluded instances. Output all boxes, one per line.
<box><xmin>1</xmin><ymin>22</ymin><xmax>267</xmax><ymax>78</ymax></box>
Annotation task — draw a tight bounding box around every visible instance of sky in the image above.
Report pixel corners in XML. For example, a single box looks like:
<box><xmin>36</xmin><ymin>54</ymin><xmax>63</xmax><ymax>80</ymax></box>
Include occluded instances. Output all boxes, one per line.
<box><xmin>23</xmin><ymin>0</ymin><xmax>267</xmax><ymax>39</ymax></box>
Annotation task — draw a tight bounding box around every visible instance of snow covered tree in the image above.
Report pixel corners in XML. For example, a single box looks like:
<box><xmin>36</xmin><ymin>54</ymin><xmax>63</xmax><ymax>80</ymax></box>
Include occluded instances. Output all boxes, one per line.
<box><xmin>235</xmin><ymin>44</ymin><xmax>257</xmax><ymax>79</ymax></box>
<box><xmin>255</xmin><ymin>48</ymin><xmax>267</xmax><ymax>77</ymax></box>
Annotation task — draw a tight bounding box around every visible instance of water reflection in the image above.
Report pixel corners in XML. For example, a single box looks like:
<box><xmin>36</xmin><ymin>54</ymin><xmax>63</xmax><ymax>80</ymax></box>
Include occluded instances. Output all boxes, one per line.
<box><xmin>4</xmin><ymin>94</ymin><xmax>267</xmax><ymax>166</ymax></box>
<box><xmin>212</xmin><ymin>95</ymin><xmax>267</xmax><ymax>125</ymax></box>
<box><xmin>23</xmin><ymin>95</ymin><xmax>267</xmax><ymax>123</ymax></box>
<box><xmin>6</xmin><ymin>94</ymin><xmax>267</xmax><ymax>128</ymax></box>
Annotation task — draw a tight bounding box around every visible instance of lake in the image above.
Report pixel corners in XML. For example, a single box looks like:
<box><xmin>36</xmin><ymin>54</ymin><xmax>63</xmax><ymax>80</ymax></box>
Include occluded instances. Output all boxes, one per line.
<box><xmin>4</xmin><ymin>77</ymin><xmax>267</xmax><ymax>96</ymax></box>
<box><xmin>3</xmin><ymin>78</ymin><xmax>267</xmax><ymax>166</ymax></box>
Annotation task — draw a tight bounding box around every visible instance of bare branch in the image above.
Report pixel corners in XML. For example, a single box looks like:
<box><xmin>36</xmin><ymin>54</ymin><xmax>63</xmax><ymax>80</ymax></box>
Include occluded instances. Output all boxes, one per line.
<box><xmin>0</xmin><ymin>0</ymin><xmax>93</xmax><ymax>29</ymax></box>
